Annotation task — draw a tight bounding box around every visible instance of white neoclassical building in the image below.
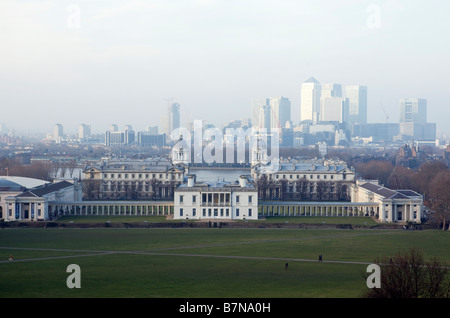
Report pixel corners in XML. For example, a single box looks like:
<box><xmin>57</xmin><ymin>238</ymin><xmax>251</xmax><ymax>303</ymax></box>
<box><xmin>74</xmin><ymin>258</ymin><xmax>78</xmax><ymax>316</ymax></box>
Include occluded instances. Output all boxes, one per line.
<box><xmin>351</xmin><ymin>180</ymin><xmax>423</xmax><ymax>223</ymax></box>
<box><xmin>1</xmin><ymin>179</ymin><xmax>82</xmax><ymax>221</ymax></box>
<box><xmin>174</xmin><ymin>175</ymin><xmax>258</xmax><ymax>220</ymax></box>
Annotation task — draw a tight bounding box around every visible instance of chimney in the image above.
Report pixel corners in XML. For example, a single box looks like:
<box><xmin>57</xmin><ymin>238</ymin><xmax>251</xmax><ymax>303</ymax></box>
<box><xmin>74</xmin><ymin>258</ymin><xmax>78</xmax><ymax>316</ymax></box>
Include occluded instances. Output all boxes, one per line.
<box><xmin>239</xmin><ymin>175</ymin><xmax>247</xmax><ymax>187</ymax></box>
<box><xmin>187</xmin><ymin>175</ymin><xmax>195</xmax><ymax>187</ymax></box>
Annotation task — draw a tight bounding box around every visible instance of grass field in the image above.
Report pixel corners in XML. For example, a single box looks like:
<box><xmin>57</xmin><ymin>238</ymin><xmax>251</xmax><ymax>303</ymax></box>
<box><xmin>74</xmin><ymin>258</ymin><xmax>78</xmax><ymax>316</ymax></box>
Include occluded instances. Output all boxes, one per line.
<box><xmin>55</xmin><ymin>215</ymin><xmax>379</xmax><ymax>226</ymax></box>
<box><xmin>0</xmin><ymin>225</ymin><xmax>449</xmax><ymax>298</ymax></box>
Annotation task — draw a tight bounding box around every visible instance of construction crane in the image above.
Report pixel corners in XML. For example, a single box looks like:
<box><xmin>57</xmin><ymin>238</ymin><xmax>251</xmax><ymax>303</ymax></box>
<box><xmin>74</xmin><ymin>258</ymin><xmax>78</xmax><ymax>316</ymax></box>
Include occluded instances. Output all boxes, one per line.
<box><xmin>163</xmin><ymin>97</ymin><xmax>176</xmax><ymax>107</ymax></box>
<box><xmin>380</xmin><ymin>102</ymin><xmax>389</xmax><ymax>123</ymax></box>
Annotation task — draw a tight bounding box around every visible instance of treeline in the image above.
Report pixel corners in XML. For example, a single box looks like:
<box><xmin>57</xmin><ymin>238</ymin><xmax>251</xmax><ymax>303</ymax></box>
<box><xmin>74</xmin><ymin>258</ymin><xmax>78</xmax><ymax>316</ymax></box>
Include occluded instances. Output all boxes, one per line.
<box><xmin>0</xmin><ymin>158</ymin><xmax>53</xmax><ymax>181</ymax></box>
<box><xmin>355</xmin><ymin>160</ymin><xmax>450</xmax><ymax>229</ymax></box>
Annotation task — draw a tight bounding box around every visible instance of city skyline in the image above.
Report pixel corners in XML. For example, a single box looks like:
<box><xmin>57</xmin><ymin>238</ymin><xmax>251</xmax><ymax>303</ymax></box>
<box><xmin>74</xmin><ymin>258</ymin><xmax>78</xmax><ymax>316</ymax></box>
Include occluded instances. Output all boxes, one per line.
<box><xmin>1</xmin><ymin>1</ymin><xmax>449</xmax><ymax>137</ymax></box>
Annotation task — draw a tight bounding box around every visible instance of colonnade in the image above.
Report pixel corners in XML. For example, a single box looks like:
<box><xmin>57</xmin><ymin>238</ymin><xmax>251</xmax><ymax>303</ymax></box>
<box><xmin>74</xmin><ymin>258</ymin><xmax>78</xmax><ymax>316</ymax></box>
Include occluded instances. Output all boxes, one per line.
<box><xmin>49</xmin><ymin>201</ymin><xmax>174</xmax><ymax>218</ymax></box>
<box><xmin>258</xmin><ymin>202</ymin><xmax>380</xmax><ymax>217</ymax></box>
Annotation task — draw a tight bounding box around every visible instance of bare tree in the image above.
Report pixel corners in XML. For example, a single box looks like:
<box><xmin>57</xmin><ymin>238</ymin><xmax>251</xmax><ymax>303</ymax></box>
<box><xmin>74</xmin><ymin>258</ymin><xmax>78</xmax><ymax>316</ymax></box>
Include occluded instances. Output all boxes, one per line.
<box><xmin>428</xmin><ymin>171</ymin><xmax>450</xmax><ymax>230</ymax></box>
<box><xmin>364</xmin><ymin>248</ymin><xmax>450</xmax><ymax>298</ymax></box>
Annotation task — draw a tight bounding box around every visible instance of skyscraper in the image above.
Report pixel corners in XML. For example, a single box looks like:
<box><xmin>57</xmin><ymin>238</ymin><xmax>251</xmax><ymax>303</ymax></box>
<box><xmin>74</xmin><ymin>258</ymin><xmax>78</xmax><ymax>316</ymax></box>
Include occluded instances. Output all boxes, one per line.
<box><xmin>251</xmin><ymin>98</ymin><xmax>270</xmax><ymax>130</ymax></box>
<box><xmin>169</xmin><ymin>102</ymin><xmax>181</xmax><ymax>135</ymax></box>
<box><xmin>300</xmin><ymin>77</ymin><xmax>321</xmax><ymax>123</ymax></box>
<box><xmin>77</xmin><ymin>124</ymin><xmax>91</xmax><ymax>141</ymax></box>
<box><xmin>269</xmin><ymin>97</ymin><xmax>291</xmax><ymax>129</ymax></box>
<box><xmin>399</xmin><ymin>98</ymin><xmax>434</xmax><ymax>141</ymax></box>
<box><xmin>345</xmin><ymin>85</ymin><xmax>367</xmax><ymax>125</ymax></box>
<box><xmin>320</xmin><ymin>97</ymin><xmax>349</xmax><ymax>123</ymax></box>
<box><xmin>160</xmin><ymin>102</ymin><xmax>181</xmax><ymax>137</ymax></box>
<box><xmin>400</xmin><ymin>98</ymin><xmax>427</xmax><ymax>123</ymax></box>
<box><xmin>251</xmin><ymin>97</ymin><xmax>291</xmax><ymax>130</ymax></box>
<box><xmin>53</xmin><ymin>124</ymin><xmax>64</xmax><ymax>143</ymax></box>
<box><xmin>321</xmin><ymin>83</ymin><xmax>342</xmax><ymax>98</ymax></box>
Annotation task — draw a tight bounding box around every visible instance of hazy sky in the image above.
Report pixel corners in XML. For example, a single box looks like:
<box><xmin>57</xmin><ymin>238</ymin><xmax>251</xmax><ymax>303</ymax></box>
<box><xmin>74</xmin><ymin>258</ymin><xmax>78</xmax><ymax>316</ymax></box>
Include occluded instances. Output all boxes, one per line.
<box><xmin>1</xmin><ymin>0</ymin><xmax>449</xmax><ymax>137</ymax></box>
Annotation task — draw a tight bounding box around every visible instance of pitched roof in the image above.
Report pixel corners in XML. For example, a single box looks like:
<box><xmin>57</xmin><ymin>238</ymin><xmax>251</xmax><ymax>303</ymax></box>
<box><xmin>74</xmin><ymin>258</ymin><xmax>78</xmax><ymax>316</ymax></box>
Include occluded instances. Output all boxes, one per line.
<box><xmin>304</xmin><ymin>77</ymin><xmax>320</xmax><ymax>84</ymax></box>
<box><xmin>359</xmin><ymin>182</ymin><xmax>421</xmax><ymax>200</ymax></box>
<box><xmin>16</xmin><ymin>181</ymin><xmax>73</xmax><ymax>198</ymax></box>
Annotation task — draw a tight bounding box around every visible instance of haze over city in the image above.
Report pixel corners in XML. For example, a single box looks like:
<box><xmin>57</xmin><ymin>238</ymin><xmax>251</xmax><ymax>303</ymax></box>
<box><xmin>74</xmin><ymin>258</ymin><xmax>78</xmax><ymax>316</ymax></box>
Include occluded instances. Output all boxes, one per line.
<box><xmin>1</xmin><ymin>0</ymin><xmax>449</xmax><ymax>137</ymax></box>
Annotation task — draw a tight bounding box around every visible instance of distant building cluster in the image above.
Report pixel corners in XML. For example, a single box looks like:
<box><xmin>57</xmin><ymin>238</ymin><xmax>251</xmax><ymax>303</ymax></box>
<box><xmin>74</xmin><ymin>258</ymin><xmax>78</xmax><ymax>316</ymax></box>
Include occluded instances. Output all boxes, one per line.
<box><xmin>38</xmin><ymin>79</ymin><xmax>438</xmax><ymax>151</ymax></box>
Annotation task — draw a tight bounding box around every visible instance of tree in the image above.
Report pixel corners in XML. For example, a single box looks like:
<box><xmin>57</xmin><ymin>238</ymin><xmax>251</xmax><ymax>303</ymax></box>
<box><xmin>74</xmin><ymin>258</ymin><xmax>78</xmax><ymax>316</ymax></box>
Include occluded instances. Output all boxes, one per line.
<box><xmin>387</xmin><ymin>166</ymin><xmax>414</xmax><ymax>190</ymax></box>
<box><xmin>355</xmin><ymin>160</ymin><xmax>393</xmax><ymax>186</ymax></box>
<box><xmin>315</xmin><ymin>180</ymin><xmax>327</xmax><ymax>201</ymax></box>
<box><xmin>412</xmin><ymin>161</ymin><xmax>448</xmax><ymax>202</ymax></box>
<box><xmin>428</xmin><ymin>171</ymin><xmax>450</xmax><ymax>230</ymax></box>
<box><xmin>256</xmin><ymin>175</ymin><xmax>269</xmax><ymax>200</ymax></box>
<box><xmin>364</xmin><ymin>248</ymin><xmax>450</xmax><ymax>298</ymax></box>
<box><xmin>150</xmin><ymin>178</ymin><xmax>162</xmax><ymax>200</ymax></box>
<box><xmin>295</xmin><ymin>176</ymin><xmax>308</xmax><ymax>200</ymax></box>
<box><xmin>82</xmin><ymin>179</ymin><xmax>101</xmax><ymax>200</ymax></box>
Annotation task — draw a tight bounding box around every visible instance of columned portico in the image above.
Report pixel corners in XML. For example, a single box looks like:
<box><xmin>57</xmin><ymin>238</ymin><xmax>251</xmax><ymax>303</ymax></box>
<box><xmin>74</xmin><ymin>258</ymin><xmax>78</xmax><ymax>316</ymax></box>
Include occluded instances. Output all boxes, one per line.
<box><xmin>49</xmin><ymin>201</ymin><xmax>174</xmax><ymax>219</ymax></box>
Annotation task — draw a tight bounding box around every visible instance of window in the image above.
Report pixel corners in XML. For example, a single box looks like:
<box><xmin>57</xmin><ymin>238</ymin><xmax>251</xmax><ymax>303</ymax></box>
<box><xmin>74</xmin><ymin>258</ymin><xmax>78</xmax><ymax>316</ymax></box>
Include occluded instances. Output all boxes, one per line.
<box><xmin>180</xmin><ymin>208</ymin><xmax>183</xmax><ymax>217</ymax></box>
<box><xmin>220</xmin><ymin>209</ymin><xmax>224</xmax><ymax>217</ymax></box>
<box><xmin>203</xmin><ymin>209</ymin><xmax>206</xmax><ymax>217</ymax></box>
<box><xmin>249</xmin><ymin>195</ymin><xmax>252</xmax><ymax>203</ymax></box>
<box><xmin>236</xmin><ymin>208</ymin><xmax>240</xmax><ymax>217</ymax></box>
<box><xmin>208</xmin><ymin>209</ymin><xmax>212</xmax><ymax>217</ymax></box>
<box><xmin>179</xmin><ymin>195</ymin><xmax>184</xmax><ymax>203</ymax></box>
<box><xmin>248</xmin><ymin>208</ymin><xmax>252</xmax><ymax>217</ymax></box>
<box><xmin>192</xmin><ymin>195</ymin><xmax>196</xmax><ymax>203</ymax></box>
<box><xmin>236</xmin><ymin>195</ymin><xmax>240</xmax><ymax>203</ymax></box>
<box><xmin>125</xmin><ymin>174</ymin><xmax>128</xmax><ymax>179</ymax></box>
<box><xmin>193</xmin><ymin>208</ymin><xmax>196</xmax><ymax>216</ymax></box>
<box><xmin>214</xmin><ymin>209</ymin><xmax>218</xmax><ymax>217</ymax></box>
<box><xmin>226</xmin><ymin>208</ymin><xmax>229</xmax><ymax>217</ymax></box>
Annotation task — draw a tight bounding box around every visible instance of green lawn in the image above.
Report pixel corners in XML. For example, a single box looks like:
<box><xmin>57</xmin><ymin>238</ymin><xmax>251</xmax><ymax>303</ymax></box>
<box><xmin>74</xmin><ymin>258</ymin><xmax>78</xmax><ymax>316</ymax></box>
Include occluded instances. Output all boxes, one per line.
<box><xmin>57</xmin><ymin>215</ymin><xmax>170</xmax><ymax>223</ymax></box>
<box><xmin>55</xmin><ymin>215</ymin><xmax>378</xmax><ymax>226</ymax></box>
<box><xmin>0</xmin><ymin>228</ymin><xmax>448</xmax><ymax>298</ymax></box>
<box><xmin>262</xmin><ymin>216</ymin><xmax>378</xmax><ymax>225</ymax></box>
